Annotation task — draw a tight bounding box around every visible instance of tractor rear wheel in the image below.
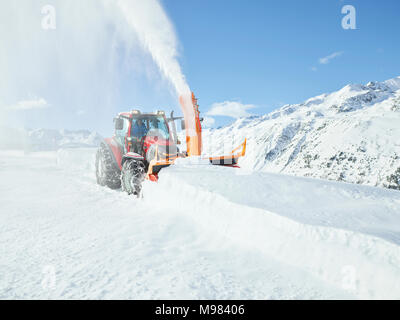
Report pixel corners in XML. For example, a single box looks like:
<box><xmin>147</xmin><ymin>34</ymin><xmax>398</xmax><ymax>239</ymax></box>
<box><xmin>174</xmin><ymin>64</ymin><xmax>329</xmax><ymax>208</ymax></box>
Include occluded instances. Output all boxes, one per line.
<box><xmin>95</xmin><ymin>145</ymin><xmax>121</xmax><ymax>189</ymax></box>
<box><xmin>121</xmin><ymin>159</ymin><xmax>146</xmax><ymax>196</ymax></box>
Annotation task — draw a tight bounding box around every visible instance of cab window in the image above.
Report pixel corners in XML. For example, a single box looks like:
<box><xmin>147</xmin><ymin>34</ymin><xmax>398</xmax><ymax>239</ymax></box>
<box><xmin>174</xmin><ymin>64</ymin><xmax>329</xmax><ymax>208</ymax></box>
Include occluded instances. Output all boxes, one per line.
<box><xmin>115</xmin><ymin>117</ymin><xmax>129</xmax><ymax>148</ymax></box>
<box><xmin>147</xmin><ymin>116</ymin><xmax>170</xmax><ymax>140</ymax></box>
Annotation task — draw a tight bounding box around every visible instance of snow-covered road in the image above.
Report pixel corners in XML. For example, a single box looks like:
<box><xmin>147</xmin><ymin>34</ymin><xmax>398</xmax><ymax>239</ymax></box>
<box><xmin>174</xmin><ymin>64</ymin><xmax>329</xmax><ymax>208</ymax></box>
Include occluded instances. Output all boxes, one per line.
<box><xmin>1</xmin><ymin>149</ymin><xmax>399</xmax><ymax>299</ymax></box>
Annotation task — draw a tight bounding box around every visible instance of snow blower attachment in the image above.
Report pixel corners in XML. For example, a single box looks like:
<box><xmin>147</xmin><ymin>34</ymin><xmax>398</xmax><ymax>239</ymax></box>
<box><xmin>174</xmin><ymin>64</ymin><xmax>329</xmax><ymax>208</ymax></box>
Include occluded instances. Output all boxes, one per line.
<box><xmin>95</xmin><ymin>93</ymin><xmax>246</xmax><ymax>196</ymax></box>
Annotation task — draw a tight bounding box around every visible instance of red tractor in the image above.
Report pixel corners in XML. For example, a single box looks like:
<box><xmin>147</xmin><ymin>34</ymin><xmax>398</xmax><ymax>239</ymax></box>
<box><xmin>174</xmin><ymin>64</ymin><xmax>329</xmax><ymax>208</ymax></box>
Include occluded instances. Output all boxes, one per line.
<box><xmin>95</xmin><ymin>110</ymin><xmax>183</xmax><ymax>196</ymax></box>
<box><xmin>96</xmin><ymin>93</ymin><xmax>247</xmax><ymax>196</ymax></box>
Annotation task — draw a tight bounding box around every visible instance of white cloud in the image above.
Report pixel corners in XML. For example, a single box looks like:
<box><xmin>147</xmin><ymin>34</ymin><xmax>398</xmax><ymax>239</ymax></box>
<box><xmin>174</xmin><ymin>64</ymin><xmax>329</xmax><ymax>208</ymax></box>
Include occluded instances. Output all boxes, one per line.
<box><xmin>311</xmin><ymin>66</ymin><xmax>318</xmax><ymax>72</ymax></box>
<box><xmin>76</xmin><ymin>109</ymin><xmax>86</xmax><ymax>116</ymax></box>
<box><xmin>319</xmin><ymin>51</ymin><xmax>344</xmax><ymax>64</ymax></box>
<box><xmin>207</xmin><ymin>101</ymin><xmax>256</xmax><ymax>119</ymax></box>
<box><xmin>201</xmin><ymin>116</ymin><xmax>215</xmax><ymax>128</ymax></box>
<box><xmin>7</xmin><ymin>98</ymin><xmax>49</xmax><ymax>111</ymax></box>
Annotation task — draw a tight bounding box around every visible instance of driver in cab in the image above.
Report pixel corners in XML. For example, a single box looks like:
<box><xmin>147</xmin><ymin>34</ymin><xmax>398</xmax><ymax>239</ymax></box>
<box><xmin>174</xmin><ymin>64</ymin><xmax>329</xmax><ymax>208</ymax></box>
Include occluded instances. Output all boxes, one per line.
<box><xmin>131</xmin><ymin>119</ymin><xmax>148</xmax><ymax>153</ymax></box>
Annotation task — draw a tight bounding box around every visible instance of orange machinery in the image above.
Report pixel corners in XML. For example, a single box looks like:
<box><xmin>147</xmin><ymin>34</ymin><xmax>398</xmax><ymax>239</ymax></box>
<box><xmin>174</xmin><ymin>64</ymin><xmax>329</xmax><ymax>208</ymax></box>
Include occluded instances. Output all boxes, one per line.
<box><xmin>147</xmin><ymin>92</ymin><xmax>247</xmax><ymax>177</ymax></box>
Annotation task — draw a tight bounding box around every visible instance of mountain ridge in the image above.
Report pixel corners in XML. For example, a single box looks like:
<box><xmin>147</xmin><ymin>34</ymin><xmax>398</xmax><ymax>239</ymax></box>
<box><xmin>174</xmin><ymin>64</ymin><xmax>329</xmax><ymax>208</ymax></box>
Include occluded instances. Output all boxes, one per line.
<box><xmin>203</xmin><ymin>76</ymin><xmax>400</xmax><ymax>190</ymax></box>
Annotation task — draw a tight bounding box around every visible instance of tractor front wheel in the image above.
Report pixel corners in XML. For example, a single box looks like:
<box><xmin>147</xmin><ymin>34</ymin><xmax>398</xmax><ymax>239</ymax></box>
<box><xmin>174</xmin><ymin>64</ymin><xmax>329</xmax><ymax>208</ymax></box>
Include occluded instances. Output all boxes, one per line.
<box><xmin>121</xmin><ymin>159</ymin><xmax>146</xmax><ymax>196</ymax></box>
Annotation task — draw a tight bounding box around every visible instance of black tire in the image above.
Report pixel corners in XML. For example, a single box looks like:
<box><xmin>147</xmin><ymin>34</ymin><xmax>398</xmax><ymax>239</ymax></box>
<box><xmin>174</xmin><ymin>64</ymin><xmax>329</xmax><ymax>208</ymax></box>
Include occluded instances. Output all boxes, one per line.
<box><xmin>121</xmin><ymin>159</ymin><xmax>146</xmax><ymax>196</ymax></box>
<box><xmin>95</xmin><ymin>144</ymin><xmax>121</xmax><ymax>189</ymax></box>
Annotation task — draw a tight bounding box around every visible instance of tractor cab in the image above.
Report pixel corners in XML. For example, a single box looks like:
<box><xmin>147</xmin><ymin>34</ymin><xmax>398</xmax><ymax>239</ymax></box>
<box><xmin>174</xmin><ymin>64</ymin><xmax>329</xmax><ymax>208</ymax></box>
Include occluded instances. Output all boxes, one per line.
<box><xmin>113</xmin><ymin>110</ymin><xmax>181</xmax><ymax>165</ymax></box>
<box><xmin>130</xmin><ymin>114</ymin><xmax>170</xmax><ymax>141</ymax></box>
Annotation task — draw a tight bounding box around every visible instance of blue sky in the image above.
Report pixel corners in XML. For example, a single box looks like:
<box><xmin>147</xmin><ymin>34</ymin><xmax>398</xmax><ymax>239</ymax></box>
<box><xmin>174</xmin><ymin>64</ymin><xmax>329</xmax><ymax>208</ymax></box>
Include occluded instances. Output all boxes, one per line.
<box><xmin>1</xmin><ymin>0</ymin><xmax>400</xmax><ymax>134</ymax></box>
<box><xmin>162</xmin><ymin>0</ymin><xmax>400</xmax><ymax>126</ymax></box>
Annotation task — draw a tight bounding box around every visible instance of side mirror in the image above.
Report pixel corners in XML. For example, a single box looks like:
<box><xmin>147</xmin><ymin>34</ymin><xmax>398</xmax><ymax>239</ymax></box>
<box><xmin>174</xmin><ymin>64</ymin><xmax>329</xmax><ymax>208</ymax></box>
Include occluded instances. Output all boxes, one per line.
<box><xmin>115</xmin><ymin>118</ymin><xmax>124</xmax><ymax>130</ymax></box>
<box><xmin>181</xmin><ymin>119</ymin><xmax>186</xmax><ymax>130</ymax></box>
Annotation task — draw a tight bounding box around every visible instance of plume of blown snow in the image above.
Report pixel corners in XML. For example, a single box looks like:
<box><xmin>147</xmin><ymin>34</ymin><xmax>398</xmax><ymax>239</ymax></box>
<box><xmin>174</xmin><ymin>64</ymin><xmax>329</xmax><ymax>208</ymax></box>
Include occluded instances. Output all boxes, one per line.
<box><xmin>1</xmin><ymin>0</ymin><xmax>196</xmax><ymax>134</ymax></box>
<box><xmin>114</xmin><ymin>0</ymin><xmax>195</xmax><ymax>133</ymax></box>
<box><xmin>115</xmin><ymin>0</ymin><xmax>190</xmax><ymax>97</ymax></box>
<box><xmin>0</xmin><ymin>0</ymin><xmax>120</xmax><ymax>129</ymax></box>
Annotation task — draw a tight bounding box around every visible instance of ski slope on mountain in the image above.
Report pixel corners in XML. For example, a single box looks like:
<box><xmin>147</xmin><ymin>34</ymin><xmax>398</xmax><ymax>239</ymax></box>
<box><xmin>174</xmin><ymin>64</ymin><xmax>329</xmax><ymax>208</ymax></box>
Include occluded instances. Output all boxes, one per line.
<box><xmin>202</xmin><ymin>76</ymin><xmax>400</xmax><ymax>190</ymax></box>
<box><xmin>1</xmin><ymin>149</ymin><xmax>400</xmax><ymax>299</ymax></box>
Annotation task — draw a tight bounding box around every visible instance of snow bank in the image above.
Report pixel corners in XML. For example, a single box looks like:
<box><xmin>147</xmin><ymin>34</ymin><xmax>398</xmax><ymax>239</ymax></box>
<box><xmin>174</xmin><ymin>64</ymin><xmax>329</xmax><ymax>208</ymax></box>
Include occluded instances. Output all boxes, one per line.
<box><xmin>56</xmin><ymin>148</ymin><xmax>97</xmax><ymax>176</ymax></box>
<box><xmin>142</xmin><ymin>165</ymin><xmax>400</xmax><ymax>299</ymax></box>
<box><xmin>1</xmin><ymin>150</ymin><xmax>353</xmax><ymax>299</ymax></box>
<box><xmin>36</xmin><ymin>147</ymin><xmax>400</xmax><ymax>298</ymax></box>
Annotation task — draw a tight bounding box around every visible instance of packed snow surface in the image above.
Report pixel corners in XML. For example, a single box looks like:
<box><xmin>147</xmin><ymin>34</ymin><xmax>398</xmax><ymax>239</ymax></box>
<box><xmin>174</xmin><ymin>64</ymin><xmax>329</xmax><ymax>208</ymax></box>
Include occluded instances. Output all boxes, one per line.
<box><xmin>1</xmin><ymin>149</ymin><xmax>400</xmax><ymax>299</ymax></box>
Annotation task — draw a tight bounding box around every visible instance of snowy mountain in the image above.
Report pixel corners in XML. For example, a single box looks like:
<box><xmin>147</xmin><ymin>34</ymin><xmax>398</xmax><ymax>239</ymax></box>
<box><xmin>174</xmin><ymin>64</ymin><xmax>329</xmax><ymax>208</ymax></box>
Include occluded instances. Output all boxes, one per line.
<box><xmin>0</xmin><ymin>127</ymin><xmax>103</xmax><ymax>151</ymax></box>
<box><xmin>27</xmin><ymin>128</ymin><xmax>103</xmax><ymax>150</ymax></box>
<box><xmin>203</xmin><ymin>76</ymin><xmax>400</xmax><ymax>190</ymax></box>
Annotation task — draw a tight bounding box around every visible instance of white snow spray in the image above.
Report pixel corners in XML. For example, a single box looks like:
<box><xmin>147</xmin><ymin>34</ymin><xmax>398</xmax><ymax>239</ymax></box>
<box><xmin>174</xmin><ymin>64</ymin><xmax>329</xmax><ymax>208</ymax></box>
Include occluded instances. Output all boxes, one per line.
<box><xmin>0</xmin><ymin>0</ymin><xmax>196</xmax><ymax>137</ymax></box>
<box><xmin>113</xmin><ymin>0</ymin><xmax>196</xmax><ymax>134</ymax></box>
<box><xmin>0</xmin><ymin>0</ymin><xmax>120</xmax><ymax>131</ymax></box>
<box><xmin>115</xmin><ymin>0</ymin><xmax>190</xmax><ymax>96</ymax></box>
